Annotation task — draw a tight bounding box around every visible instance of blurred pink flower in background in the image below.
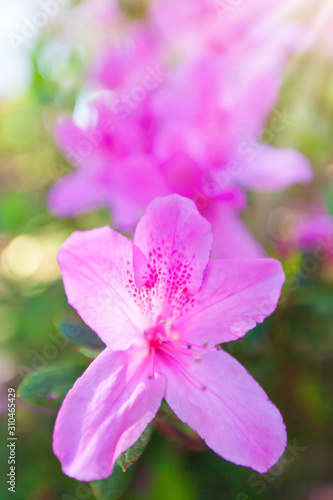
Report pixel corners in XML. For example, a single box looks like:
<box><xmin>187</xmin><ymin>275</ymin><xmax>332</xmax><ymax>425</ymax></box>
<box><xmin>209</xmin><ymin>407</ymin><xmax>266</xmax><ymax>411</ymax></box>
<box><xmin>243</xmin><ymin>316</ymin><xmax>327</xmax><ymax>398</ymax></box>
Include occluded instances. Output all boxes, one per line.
<box><xmin>48</xmin><ymin>0</ymin><xmax>313</xmax><ymax>257</ymax></box>
<box><xmin>267</xmin><ymin>200</ymin><xmax>333</xmax><ymax>259</ymax></box>
<box><xmin>53</xmin><ymin>195</ymin><xmax>286</xmax><ymax>480</ymax></box>
<box><xmin>296</xmin><ymin>212</ymin><xmax>333</xmax><ymax>257</ymax></box>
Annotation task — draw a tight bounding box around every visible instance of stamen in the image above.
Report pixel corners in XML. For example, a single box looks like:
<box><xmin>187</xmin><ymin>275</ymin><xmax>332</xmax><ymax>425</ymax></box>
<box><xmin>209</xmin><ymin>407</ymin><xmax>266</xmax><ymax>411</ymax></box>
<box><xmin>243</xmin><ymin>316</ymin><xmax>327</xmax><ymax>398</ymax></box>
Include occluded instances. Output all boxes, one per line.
<box><xmin>167</xmin><ymin>355</ymin><xmax>206</xmax><ymax>392</ymax></box>
<box><xmin>161</xmin><ymin>344</ymin><xmax>194</xmax><ymax>358</ymax></box>
<box><xmin>179</xmin><ymin>340</ymin><xmax>217</xmax><ymax>352</ymax></box>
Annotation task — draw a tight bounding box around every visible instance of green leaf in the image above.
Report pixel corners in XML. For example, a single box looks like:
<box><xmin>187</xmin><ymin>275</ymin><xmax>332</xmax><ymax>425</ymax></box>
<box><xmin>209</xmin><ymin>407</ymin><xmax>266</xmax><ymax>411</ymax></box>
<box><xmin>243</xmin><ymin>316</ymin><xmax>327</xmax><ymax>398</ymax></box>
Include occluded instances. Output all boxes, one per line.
<box><xmin>57</xmin><ymin>322</ymin><xmax>105</xmax><ymax>353</ymax></box>
<box><xmin>90</xmin><ymin>464</ymin><xmax>134</xmax><ymax>500</ymax></box>
<box><xmin>117</xmin><ymin>422</ymin><xmax>154</xmax><ymax>471</ymax></box>
<box><xmin>76</xmin><ymin>347</ymin><xmax>103</xmax><ymax>359</ymax></box>
<box><xmin>17</xmin><ymin>364</ymin><xmax>86</xmax><ymax>408</ymax></box>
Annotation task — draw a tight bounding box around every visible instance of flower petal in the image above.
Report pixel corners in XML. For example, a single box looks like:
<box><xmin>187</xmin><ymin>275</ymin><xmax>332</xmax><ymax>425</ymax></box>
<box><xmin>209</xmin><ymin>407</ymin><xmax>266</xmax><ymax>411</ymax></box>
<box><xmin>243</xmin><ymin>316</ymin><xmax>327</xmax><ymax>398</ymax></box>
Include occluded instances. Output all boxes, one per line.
<box><xmin>162</xmin><ymin>349</ymin><xmax>286</xmax><ymax>473</ymax></box>
<box><xmin>53</xmin><ymin>346</ymin><xmax>165</xmax><ymax>481</ymax></box>
<box><xmin>108</xmin><ymin>154</ymin><xmax>169</xmax><ymax>230</ymax></box>
<box><xmin>133</xmin><ymin>195</ymin><xmax>213</xmax><ymax>294</ymax></box>
<box><xmin>48</xmin><ymin>173</ymin><xmax>106</xmax><ymax>218</ymax></box>
<box><xmin>57</xmin><ymin>227</ymin><xmax>145</xmax><ymax>350</ymax></box>
<box><xmin>89</xmin><ymin>24</ymin><xmax>161</xmax><ymax>91</ymax></box>
<box><xmin>238</xmin><ymin>145</ymin><xmax>313</xmax><ymax>191</ymax></box>
<box><xmin>54</xmin><ymin>117</ymin><xmax>87</xmax><ymax>158</ymax></box>
<box><xmin>175</xmin><ymin>258</ymin><xmax>285</xmax><ymax>346</ymax></box>
<box><xmin>206</xmin><ymin>203</ymin><xmax>266</xmax><ymax>259</ymax></box>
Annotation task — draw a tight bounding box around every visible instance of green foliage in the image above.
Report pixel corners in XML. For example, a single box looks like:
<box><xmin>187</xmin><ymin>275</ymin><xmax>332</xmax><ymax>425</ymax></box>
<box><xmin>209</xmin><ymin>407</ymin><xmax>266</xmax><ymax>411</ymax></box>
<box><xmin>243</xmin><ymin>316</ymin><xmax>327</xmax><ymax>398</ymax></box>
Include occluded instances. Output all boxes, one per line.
<box><xmin>17</xmin><ymin>364</ymin><xmax>86</xmax><ymax>409</ymax></box>
<box><xmin>325</xmin><ymin>187</ymin><xmax>333</xmax><ymax>216</ymax></box>
<box><xmin>117</xmin><ymin>423</ymin><xmax>155</xmax><ymax>471</ymax></box>
<box><xmin>90</xmin><ymin>465</ymin><xmax>135</xmax><ymax>500</ymax></box>
<box><xmin>57</xmin><ymin>321</ymin><xmax>106</xmax><ymax>358</ymax></box>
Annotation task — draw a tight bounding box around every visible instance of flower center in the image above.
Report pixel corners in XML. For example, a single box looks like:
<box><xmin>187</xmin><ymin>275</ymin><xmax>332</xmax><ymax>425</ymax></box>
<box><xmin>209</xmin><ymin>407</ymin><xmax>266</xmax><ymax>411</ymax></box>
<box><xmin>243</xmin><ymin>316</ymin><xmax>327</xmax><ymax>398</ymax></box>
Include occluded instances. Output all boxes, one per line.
<box><xmin>144</xmin><ymin>319</ymin><xmax>219</xmax><ymax>385</ymax></box>
<box><xmin>144</xmin><ymin>321</ymin><xmax>168</xmax><ymax>351</ymax></box>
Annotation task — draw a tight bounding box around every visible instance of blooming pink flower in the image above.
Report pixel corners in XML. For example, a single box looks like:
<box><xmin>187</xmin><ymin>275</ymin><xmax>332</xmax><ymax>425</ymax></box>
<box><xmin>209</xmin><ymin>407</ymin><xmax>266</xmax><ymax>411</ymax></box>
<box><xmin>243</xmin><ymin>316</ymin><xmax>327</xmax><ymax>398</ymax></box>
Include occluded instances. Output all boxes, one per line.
<box><xmin>53</xmin><ymin>195</ymin><xmax>286</xmax><ymax>481</ymax></box>
<box><xmin>48</xmin><ymin>0</ymin><xmax>312</xmax><ymax>258</ymax></box>
<box><xmin>270</xmin><ymin>202</ymin><xmax>333</xmax><ymax>258</ymax></box>
<box><xmin>295</xmin><ymin>212</ymin><xmax>333</xmax><ymax>257</ymax></box>
<box><xmin>150</xmin><ymin>47</ymin><xmax>312</xmax><ymax>258</ymax></box>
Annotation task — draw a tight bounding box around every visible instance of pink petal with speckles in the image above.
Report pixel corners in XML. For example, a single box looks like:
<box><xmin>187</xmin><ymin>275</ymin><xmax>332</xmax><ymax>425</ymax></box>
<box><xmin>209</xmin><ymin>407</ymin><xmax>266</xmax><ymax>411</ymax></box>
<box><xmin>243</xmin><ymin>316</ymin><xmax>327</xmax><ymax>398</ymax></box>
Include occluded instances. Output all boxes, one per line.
<box><xmin>133</xmin><ymin>195</ymin><xmax>213</xmax><ymax>318</ymax></box>
<box><xmin>57</xmin><ymin>227</ymin><xmax>145</xmax><ymax>350</ymax></box>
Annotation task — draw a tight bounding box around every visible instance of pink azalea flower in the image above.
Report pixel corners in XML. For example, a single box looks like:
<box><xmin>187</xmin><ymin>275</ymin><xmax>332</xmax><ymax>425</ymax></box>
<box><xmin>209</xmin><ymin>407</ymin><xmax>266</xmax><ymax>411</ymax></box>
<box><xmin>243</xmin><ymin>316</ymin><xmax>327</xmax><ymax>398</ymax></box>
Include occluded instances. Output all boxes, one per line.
<box><xmin>296</xmin><ymin>212</ymin><xmax>333</xmax><ymax>257</ymax></box>
<box><xmin>48</xmin><ymin>0</ymin><xmax>312</xmax><ymax>258</ymax></box>
<box><xmin>53</xmin><ymin>195</ymin><xmax>286</xmax><ymax>481</ymax></box>
<box><xmin>150</xmin><ymin>47</ymin><xmax>312</xmax><ymax>257</ymax></box>
<box><xmin>271</xmin><ymin>202</ymin><xmax>333</xmax><ymax>258</ymax></box>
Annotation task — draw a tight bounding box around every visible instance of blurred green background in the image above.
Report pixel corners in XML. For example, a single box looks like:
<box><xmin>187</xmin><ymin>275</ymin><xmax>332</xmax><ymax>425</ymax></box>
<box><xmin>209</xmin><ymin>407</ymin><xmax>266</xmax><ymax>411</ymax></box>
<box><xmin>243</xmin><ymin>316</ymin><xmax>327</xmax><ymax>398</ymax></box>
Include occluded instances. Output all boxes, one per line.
<box><xmin>1</xmin><ymin>1</ymin><xmax>333</xmax><ymax>499</ymax></box>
